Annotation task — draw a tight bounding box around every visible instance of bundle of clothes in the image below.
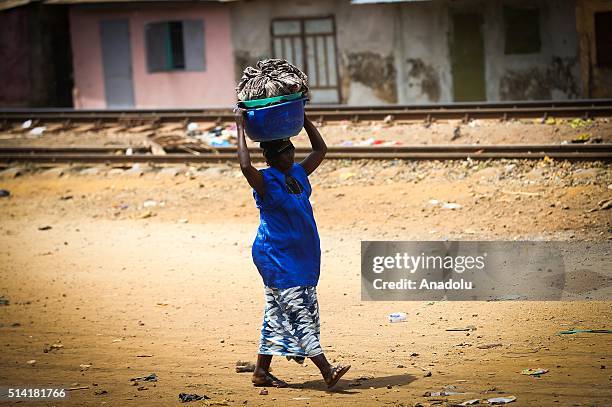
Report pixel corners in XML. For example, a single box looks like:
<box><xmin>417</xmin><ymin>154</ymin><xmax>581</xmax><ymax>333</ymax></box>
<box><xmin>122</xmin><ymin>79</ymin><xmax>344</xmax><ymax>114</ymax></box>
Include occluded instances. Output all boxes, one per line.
<box><xmin>236</xmin><ymin>58</ymin><xmax>309</xmax><ymax>101</ymax></box>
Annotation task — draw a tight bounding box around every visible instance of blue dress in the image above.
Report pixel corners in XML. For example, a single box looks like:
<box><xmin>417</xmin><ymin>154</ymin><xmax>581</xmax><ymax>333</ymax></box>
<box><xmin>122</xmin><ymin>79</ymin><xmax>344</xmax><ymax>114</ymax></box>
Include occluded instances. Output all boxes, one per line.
<box><xmin>252</xmin><ymin>162</ymin><xmax>321</xmax><ymax>289</ymax></box>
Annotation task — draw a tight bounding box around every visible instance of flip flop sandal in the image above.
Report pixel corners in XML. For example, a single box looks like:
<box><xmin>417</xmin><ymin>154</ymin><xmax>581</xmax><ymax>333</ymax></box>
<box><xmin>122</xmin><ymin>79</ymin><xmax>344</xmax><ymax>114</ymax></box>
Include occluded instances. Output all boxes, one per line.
<box><xmin>326</xmin><ymin>364</ymin><xmax>351</xmax><ymax>388</ymax></box>
<box><xmin>252</xmin><ymin>373</ymin><xmax>288</xmax><ymax>388</ymax></box>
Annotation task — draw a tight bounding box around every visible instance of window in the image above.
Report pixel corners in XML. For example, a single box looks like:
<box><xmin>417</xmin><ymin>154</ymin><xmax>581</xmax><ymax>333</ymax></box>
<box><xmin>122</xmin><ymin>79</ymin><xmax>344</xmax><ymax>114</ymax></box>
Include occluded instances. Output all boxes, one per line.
<box><xmin>145</xmin><ymin>20</ymin><xmax>205</xmax><ymax>72</ymax></box>
<box><xmin>271</xmin><ymin>17</ymin><xmax>340</xmax><ymax>103</ymax></box>
<box><xmin>595</xmin><ymin>11</ymin><xmax>612</xmax><ymax>68</ymax></box>
<box><xmin>503</xmin><ymin>6</ymin><xmax>541</xmax><ymax>55</ymax></box>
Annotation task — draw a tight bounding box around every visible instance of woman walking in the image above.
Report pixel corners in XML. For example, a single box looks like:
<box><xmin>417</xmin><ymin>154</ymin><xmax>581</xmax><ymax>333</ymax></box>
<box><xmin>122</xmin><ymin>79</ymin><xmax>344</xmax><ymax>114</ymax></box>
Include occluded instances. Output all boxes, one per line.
<box><xmin>235</xmin><ymin>109</ymin><xmax>351</xmax><ymax>389</ymax></box>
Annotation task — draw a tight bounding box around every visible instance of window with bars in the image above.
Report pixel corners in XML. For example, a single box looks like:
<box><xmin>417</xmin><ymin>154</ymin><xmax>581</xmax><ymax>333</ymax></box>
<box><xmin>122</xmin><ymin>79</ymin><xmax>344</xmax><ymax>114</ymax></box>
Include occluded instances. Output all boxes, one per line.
<box><xmin>145</xmin><ymin>20</ymin><xmax>205</xmax><ymax>73</ymax></box>
<box><xmin>271</xmin><ymin>17</ymin><xmax>340</xmax><ymax>103</ymax></box>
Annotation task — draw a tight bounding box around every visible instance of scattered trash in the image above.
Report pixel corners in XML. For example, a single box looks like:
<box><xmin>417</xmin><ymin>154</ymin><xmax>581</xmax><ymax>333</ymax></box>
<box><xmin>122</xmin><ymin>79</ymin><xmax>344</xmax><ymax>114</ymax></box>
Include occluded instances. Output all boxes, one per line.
<box><xmin>459</xmin><ymin>399</ymin><xmax>480</xmax><ymax>406</ymax></box>
<box><xmin>545</xmin><ymin>117</ymin><xmax>556</xmax><ymax>125</ymax></box>
<box><xmin>60</xmin><ymin>195</ymin><xmax>73</xmax><ymax>200</ymax></box>
<box><xmin>259</xmin><ymin>388</ymin><xmax>268</xmax><ymax>395</ymax></box>
<box><xmin>292</xmin><ymin>397</ymin><xmax>311</xmax><ymax>400</ymax></box>
<box><xmin>143</xmin><ymin>199</ymin><xmax>157</xmax><ymax>208</ymax></box>
<box><xmin>446</xmin><ymin>326</ymin><xmax>476</xmax><ymax>332</ymax></box>
<box><xmin>383</xmin><ymin>114</ymin><xmax>394</xmax><ymax>124</ymax></box>
<box><xmin>424</xmin><ymin>388</ymin><xmax>463</xmax><ymax>397</ymax></box>
<box><xmin>67</xmin><ymin>386</ymin><xmax>89</xmax><ymax>391</ymax></box>
<box><xmin>558</xmin><ymin>329</ymin><xmax>612</xmax><ymax>335</ymax></box>
<box><xmin>186</xmin><ymin>122</ymin><xmax>199</xmax><ymax>133</ymax></box>
<box><xmin>0</xmin><ymin>189</ymin><xmax>10</xmax><ymax>198</ymax></box>
<box><xmin>0</xmin><ymin>296</ymin><xmax>9</xmax><ymax>306</ymax></box>
<box><xmin>130</xmin><ymin>373</ymin><xmax>158</xmax><ymax>382</ymax></box>
<box><xmin>79</xmin><ymin>364</ymin><xmax>92</xmax><ymax>371</ymax></box>
<box><xmin>43</xmin><ymin>343</ymin><xmax>63</xmax><ymax>353</ymax></box>
<box><xmin>177</xmin><ymin>218</ymin><xmax>189</xmax><ymax>224</ymax></box>
<box><xmin>451</xmin><ymin>126</ymin><xmax>461</xmax><ymax>140</ymax></box>
<box><xmin>138</xmin><ymin>211</ymin><xmax>154</xmax><ymax>219</ymax></box>
<box><xmin>521</xmin><ymin>368</ymin><xmax>548</xmax><ymax>377</ymax></box>
<box><xmin>126</xmin><ymin>148</ymin><xmax>133</xmax><ymax>156</ymax></box>
<box><xmin>29</xmin><ymin>126</ymin><xmax>46</xmax><ymax>136</ymax></box>
<box><xmin>136</xmin><ymin>354</ymin><xmax>153</xmax><ymax>358</ymax></box>
<box><xmin>568</xmin><ymin>118</ymin><xmax>593</xmax><ymax>129</ymax></box>
<box><xmin>236</xmin><ymin>360</ymin><xmax>256</xmax><ymax>373</ymax></box>
<box><xmin>428</xmin><ymin>199</ymin><xmax>440</xmax><ymax>205</ymax></box>
<box><xmin>26</xmin><ymin>359</ymin><xmax>36</xmax><ymax>365</ymax></box>
<box><xmin>423</xmin><ymin>371</ymin><xmax>432</xmax><ymax>377</ymax></box>
<box><xmin>488</xmin><ymin>396</ymin><xmax>516</xmax><ymax>404</ymax></box>
<box><xmin>22</xmin><ymin>120</ymin><xmax>32</xmax><ymax>129</ymax></box>
<box><xmin>571</xmin><ymin>133</ymin><xmax>591</xmax><ymax>143</ymax></box>
<box><xmin>179</xmin><ymin>392</ymin><xmax>209</xmax><ymax>402</ymax></box>
<box><xmin>477</xmin><ymin>343</ymin><xmax>502</xmax><ymax>349</ymax></box>
<box><xmin>442</xmin><ymin>202</ymin><xmax>462</xmax><ymax>210</ymax></box>
<box><xmin>388</xmin><ymin>312</ymin><xmax>407</xmax><ymax>323</ymax></box>
<box><xmin>38</xmin><ymin>225</ymin><xmax>52</xmax><ymax>231</ymax></box>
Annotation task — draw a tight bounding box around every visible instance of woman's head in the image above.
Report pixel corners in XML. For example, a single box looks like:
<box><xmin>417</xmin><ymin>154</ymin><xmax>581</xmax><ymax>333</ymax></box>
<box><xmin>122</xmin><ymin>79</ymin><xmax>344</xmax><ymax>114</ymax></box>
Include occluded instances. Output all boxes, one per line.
<box><xmin>261</xmin><ymin>138</ymin><xmax>295</xmax><ymax>172</ymax></box>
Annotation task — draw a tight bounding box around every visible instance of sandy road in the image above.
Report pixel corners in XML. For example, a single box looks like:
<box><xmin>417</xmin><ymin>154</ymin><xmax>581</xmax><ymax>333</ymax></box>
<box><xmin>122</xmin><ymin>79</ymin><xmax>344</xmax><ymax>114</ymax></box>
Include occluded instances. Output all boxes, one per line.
<box><xmin>0</xmin><ymin>160</ymin><xmax>611</xmax><ymax>406</ymax></box>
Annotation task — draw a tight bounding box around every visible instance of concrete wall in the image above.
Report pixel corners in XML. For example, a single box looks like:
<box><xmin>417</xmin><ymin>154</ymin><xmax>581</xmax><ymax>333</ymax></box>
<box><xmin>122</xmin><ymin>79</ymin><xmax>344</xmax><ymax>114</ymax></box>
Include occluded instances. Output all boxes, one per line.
<box><xmin>397</xmin><ymin>0</ymin><xmax>580</xmax><ymax>103</ymax></box>
<box><xmin>230</xmin><ymin>0</ymin><xmax>581</xmax><ymax>105</ymax></box>
<box><xmin>576</xmin><ymin>0</ymin><xmax>612</xmax><ymax>98</ymax></box>
<box><xmin>230</xmin><ymin>0</ymin><xmax>399</xmax><ymax>105</ymax></box>
<box><xmin>70</xmin><ymin>3</ymin><xmax>235</xmax><ymax>108</ymax></box>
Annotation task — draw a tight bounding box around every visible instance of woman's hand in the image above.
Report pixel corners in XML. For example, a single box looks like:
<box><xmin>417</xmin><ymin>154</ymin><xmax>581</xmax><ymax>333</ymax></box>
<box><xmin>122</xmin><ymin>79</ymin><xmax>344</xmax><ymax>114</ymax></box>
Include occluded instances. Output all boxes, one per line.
<box><xmin>234</xmin><ymin>107</ymin><xmax>247</xmax><ymax>128</ymax></box>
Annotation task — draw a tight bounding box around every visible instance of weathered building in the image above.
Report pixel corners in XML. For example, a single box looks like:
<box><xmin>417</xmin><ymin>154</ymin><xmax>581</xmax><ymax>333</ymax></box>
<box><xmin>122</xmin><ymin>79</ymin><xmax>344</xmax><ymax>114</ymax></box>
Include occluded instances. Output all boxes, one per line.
<box><xmin>67</xmin><ymin>1</ymin><xmax>235</xmax><ymax>108</ymax></box>
<box><xmin>0</xmin><ymin>0</ymin><xmax>610</xmax><ymax>108</ymax></box>
<box><xmin>231</xmin><ymin>0</ymin><xmax>583</xmax><ymax>104</ymax></box>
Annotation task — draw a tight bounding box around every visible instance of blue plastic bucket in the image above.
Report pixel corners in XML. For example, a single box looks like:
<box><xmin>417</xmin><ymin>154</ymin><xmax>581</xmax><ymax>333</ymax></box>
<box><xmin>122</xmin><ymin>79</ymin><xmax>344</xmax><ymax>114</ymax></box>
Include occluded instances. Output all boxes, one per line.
<box><xmin>243</xmin><ymin>97</ymin><xmax>307</xmax><ymax>142</ymax></box>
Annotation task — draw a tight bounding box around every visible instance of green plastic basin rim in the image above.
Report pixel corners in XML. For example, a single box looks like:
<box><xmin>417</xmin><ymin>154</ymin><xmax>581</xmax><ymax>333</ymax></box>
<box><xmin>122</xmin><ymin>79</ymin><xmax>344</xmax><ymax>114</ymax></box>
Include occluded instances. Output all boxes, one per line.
<box><xmin>241</xmin><ymin>92</ymin><xmax>303</xmax><ymax>108</ymax></box>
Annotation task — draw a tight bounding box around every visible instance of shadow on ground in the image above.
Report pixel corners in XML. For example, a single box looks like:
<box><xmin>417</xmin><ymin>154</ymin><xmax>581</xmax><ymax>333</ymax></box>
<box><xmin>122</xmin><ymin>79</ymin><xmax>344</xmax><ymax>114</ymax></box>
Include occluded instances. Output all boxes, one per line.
<box><xmin>287</xmin><ymin>373</ymin><xmax>417</xmax><ymax>394</ymax></box>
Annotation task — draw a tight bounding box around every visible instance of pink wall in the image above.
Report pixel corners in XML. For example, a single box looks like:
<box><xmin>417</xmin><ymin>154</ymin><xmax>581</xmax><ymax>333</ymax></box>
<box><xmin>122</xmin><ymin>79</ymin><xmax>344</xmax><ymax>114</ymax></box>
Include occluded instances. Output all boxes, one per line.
<box><xmin>69</xmin><ymin>4</ymin><xmax>236</xmax><ymax>108</ymax></box>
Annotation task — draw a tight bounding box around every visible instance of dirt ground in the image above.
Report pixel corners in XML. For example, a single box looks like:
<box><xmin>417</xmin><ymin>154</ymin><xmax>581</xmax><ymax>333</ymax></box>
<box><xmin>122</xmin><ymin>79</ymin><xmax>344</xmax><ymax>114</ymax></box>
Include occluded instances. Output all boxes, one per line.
<box><xmin>1</xmin><ymin>117</ymin><xmax>611</xmax><ymax>148</ymax></box>
<box><xmin>0</xmin><ymin>157</ymin><xmax>611</xmax><ymax>406</ymax></box>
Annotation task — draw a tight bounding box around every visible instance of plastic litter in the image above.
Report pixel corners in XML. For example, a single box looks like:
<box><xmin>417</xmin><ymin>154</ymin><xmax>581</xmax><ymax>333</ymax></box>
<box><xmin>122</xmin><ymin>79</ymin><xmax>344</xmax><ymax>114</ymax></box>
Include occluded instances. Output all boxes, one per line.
<box><xmin>29</xmin><ymin>126</ymin><xmax>45</xmax><ymax>136</ymax></box>
<box><xmin>235</xmin><ymin>360</ymin><xmax>256</xmax><ymax>373</ymax></box>
<box><xmin>178</xmin><ymin>392</ymin><xmax>208</xmax><ymax>402</ymax></box>
<box><xmin>558</xmin><ymin>329</ymin><xmax>612</xmax><ymax>335</ymax></box>
<box><xmin>130</xmin><ymin>373</ymin><xmax>158</xmax><ymax>382</ymax></box>
<box><xmin>488</xmin><ymin>396</ymin><xmax>516</xmax><ymax>404</ymax></box>
<box><xmin>521</xmin><ymin>368</ymin><xmax>548</xmax><ymax>377</ymax></box>
<box><xmin>442</xmin><ymin>202</ymin><xmax>462</xmax><ymax>210</ymax></box>
<box><xmin>460</xmin><ymin>400</ymin><xmax>480</xmax><ymax>406</ymax></box>
<box><xmin>22</xmin><ymin>120</ymin><xmax>32</xmax><ymax>129</ymax></box>
<box><xmin>389</xmin><ymin>312</ymin><xmax>407</xmax><ymax>323</ymax></box>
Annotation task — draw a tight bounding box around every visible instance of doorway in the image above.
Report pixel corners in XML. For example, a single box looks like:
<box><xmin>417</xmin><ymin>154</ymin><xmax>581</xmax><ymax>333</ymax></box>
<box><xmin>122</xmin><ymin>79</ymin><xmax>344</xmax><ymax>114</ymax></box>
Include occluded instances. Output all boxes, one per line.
<box><xmin>100</xmin><ymin>19</ymin><xmax>135</xmax><ymax>108</ymax></box>
<box><xmin>450</xmin><ymin>12</ymin><xmax>486</xmax><ymax>102</ymax></box>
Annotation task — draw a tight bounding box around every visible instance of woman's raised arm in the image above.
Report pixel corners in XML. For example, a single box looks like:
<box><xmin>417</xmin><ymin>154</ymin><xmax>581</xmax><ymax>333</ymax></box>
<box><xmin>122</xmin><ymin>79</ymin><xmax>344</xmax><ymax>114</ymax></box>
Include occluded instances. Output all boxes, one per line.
<box><xmin>299</xmin><ymin>114</ymin><xmax>327</xmax><ymax>176</ymax></box>
<box><xmin>235</xmin><ymin>108</ymin><xmax>265</xmax><ymax>196</ymax></box>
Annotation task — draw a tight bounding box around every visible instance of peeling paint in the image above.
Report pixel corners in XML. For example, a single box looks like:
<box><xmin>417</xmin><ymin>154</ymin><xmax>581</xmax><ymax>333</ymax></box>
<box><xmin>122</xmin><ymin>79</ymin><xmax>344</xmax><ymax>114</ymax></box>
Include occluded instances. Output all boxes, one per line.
<box><xmin>499</xmin><ymin>57</ymin><xmax>579</xmax><ymax>100</ymax></box>
<box><xmin>344</xmin><ymin>52</ymin><xmax>397</xmax><ymax>103</ymax></box>
<box><xmin>406</xmin><ymin>58</ymin><xmax>441</xmax><ymax>102</ymax></box>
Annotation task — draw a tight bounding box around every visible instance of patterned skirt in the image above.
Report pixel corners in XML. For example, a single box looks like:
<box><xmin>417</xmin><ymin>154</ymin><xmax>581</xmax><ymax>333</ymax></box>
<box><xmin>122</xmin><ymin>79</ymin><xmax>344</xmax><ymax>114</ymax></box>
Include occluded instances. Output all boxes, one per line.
<box><xmin>258</xmin><ymin>286</ymin><xmax>323</xmax><ymax>358</ymax></box>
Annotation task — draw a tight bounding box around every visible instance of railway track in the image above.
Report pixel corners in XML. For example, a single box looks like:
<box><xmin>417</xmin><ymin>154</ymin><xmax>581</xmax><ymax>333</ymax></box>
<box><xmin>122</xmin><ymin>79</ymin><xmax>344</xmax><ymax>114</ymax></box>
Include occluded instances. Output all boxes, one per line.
<box><xmin>1</xmin><ymin>144</ymin><xmax>610</xmax><ymax>164</ymax></box>
<box><xmin>1</xmin><ymin>99</ymin><xmax>611</xmax><ymax>124</ymax></box>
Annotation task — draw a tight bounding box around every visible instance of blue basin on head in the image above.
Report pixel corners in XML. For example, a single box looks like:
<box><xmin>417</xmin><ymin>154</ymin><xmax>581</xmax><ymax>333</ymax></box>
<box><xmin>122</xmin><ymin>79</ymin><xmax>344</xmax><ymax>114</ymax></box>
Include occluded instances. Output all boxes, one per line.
<box><xmin>243</xmin><ymin>97</ymin><xmax>307</xmax><ymax>142</ymax></box>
